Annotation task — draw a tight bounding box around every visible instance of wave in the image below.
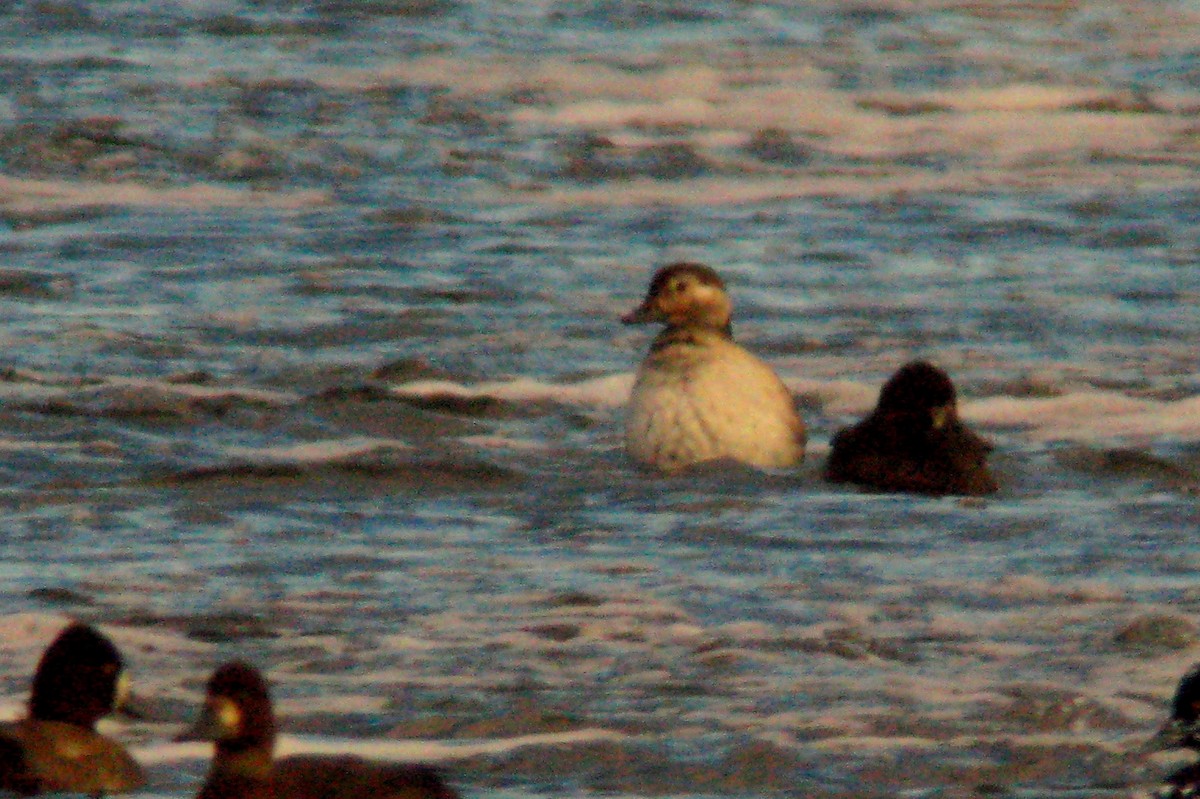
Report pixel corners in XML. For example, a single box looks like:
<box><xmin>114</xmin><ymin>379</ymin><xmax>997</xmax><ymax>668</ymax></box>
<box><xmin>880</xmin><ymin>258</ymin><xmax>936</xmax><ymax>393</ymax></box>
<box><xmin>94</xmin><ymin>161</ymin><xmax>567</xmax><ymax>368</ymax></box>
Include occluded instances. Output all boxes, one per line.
<box><xmin>0</xmin><ymin>175</ymin><xmax>331</xmax><ymax>215</ymax></box>
<box><xmin>391</xmin><ymin>374</ymin><xmax>1200</xmax><ymax>445</ymax></box>
<box><xmin>135</xmin><ymin>728</ymin><xmax>629</xmax><ymax>766</ymax></box>
<box><xmin>3</xmin><ymin>370</ymin><xmax>1196</xmax><ymax>488</ymax></box>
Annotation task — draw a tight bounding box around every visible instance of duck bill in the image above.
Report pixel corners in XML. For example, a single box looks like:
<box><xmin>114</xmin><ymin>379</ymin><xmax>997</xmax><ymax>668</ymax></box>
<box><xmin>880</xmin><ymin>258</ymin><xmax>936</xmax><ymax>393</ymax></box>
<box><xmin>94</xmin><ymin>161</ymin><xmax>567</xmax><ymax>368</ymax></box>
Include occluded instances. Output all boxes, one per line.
<box><xmin>174</xmin><ymin>701</ymin><xmax>223</xmax><ymax>743</ymax></box>
<box><xmin>621</xmin><ymin>301</ymin><xmax>664</xmax><ymax>325</ymax></box>
<box><xmin>116</xmin><ymin>691</ymin><xmax>154</xmax><ymax>722</ymax></box>
<box><xmin>112</xmin><ymin>671</ymin><xmax>151</xmax><ymax>721</ymax></box>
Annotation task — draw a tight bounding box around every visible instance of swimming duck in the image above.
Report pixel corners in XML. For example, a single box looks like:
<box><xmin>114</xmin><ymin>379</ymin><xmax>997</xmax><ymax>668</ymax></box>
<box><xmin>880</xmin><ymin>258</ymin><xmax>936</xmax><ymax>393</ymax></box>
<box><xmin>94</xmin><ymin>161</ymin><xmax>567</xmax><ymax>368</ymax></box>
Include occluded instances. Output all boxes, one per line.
<box><xmin>1150</xmin><ymin>663</ymin><xmax>1200</xmax><ymax>798</ymax></box>
<box><xmin>825</xmin><ymin>361</ymin><xmax>998</xmax><ymax>495</ymax></box>
<box><xmin>183</xmin><ymin>661</ymin><xmax>459</xmax><ymax>799</ymax></box>
<box><xmin>622</xmin><ymin>262</ymin><xmax>806</xmax><ymax>472</ymax></box>
<box><xmin>0</xmin><ymin>622</ymin><xmax>145</xmax><ymax>796</ymax></box>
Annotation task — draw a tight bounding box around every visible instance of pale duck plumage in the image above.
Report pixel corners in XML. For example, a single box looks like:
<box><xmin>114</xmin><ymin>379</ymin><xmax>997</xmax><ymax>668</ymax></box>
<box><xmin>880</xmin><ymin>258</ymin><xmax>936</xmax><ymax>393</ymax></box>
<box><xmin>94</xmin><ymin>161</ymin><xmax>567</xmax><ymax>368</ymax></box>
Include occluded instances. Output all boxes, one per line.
<box><xmin>622</xmin><ymin>262</ymin><xmax>806</xmax><ymax>472</ymax></box>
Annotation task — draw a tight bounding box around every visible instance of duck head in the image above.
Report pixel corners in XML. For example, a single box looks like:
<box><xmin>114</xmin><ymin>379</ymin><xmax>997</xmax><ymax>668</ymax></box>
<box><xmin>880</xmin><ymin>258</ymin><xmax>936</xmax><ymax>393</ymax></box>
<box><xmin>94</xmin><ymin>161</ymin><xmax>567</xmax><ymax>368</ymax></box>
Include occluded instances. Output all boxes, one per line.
<box><xmin>30</xmin><ymin>623</ymin><xmax>130</xmax><ymax>730</ymax></box>
<box><xmin>180</xmin><ymin>661</ymin><xmax>276</xmax><ymax>756</ymax></box>
<box><xmin>876</xmin><ymin>361</ymin><xmax>959</xmax><ymax>430</ymax></box>
<box><xmin>623</xmin><ymin>262</ymin><xmax>733</xmax><ymax>336</ymax></box>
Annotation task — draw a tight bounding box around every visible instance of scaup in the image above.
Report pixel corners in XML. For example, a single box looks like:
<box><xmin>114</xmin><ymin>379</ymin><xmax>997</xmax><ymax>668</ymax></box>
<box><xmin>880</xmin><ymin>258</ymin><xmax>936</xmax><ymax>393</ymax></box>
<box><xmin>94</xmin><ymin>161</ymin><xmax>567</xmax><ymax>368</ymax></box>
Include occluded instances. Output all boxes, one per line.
<box><xmin>1150</xmin><ymin>663</ymin><xmax>1200</xmax><ymax>798</ymax></box>
<box><xmin>183</xmin><ymin>661</ymin><xmax>459</xmax><ymax>799</ymax></box>
<box><xmin>0</xmin><ymin>622</ymin><xmax>144</xmax><ymax>796</ymax></box>
<box><xmin>825</xmin><ymin>361</ymin><xmax>997</xmax><ymax>495</ymax></box>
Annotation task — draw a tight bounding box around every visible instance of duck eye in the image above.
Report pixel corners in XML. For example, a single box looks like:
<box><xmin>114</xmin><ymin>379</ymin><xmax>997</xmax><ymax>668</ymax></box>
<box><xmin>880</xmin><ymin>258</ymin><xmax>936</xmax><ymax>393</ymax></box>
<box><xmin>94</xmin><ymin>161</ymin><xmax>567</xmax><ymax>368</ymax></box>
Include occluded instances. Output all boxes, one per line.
<box><xmin>669</xmin><ymin>278</ymin><xmax>687</xmax><ymax>293</ymax></box>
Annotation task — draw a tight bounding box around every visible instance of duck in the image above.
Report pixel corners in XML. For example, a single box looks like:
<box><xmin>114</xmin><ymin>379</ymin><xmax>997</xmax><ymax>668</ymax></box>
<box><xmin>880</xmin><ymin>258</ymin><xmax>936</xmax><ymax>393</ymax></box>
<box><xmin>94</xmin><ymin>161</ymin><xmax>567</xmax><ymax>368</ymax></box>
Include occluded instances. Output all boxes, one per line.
<box><xmin>622</xmin><ymin>262</ymin><xmax>806</xmax><ymax>472</ymax></box>
<box><xmin>1150</xmin><ymin>663</ymin><xmax>1200</xmax><ymax>797</ymax></box>
<box><xmin>825</xmin><ymin>361</ymin><xmax>998</xmax><ymax>496</ymax></box>
<box><xmin>182</xmin><ymin>661</ymin><xmax>460</xmax><ymax>799</ymax></box>
<box><xmin>0</xmin><ymin>622</ymin><xmax>145</xmax><ymax>796</ymax></box>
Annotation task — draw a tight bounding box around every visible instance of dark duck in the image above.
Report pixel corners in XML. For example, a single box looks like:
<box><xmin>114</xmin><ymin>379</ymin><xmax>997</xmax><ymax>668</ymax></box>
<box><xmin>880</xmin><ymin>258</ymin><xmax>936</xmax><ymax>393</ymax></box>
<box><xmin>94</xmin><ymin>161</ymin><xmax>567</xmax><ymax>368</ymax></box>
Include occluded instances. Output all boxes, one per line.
<box><xmin>0</xmin><ymin>623</ymin><xmax>144</xmax><ymax>796</ymax></box>
<box><xmin>182</xmin><ymin>661</ymin><xmax>460</xmax><ymax>799</ymax></box>
<box><xmin>825</xmin><ymin>361</ymin><xmax>998</xmax><ymax>496</ymax></box>
<box><xmin>1151</xmin><ymin>663</ymin><xmax>1200</xmax><ymax>798</ymax></box>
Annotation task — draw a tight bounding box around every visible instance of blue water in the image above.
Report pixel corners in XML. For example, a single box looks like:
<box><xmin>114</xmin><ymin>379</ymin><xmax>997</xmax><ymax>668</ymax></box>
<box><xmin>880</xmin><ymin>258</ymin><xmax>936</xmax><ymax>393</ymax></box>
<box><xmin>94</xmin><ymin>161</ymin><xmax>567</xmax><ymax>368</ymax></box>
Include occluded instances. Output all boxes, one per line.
<box><xmin>1</xmin><ymin>1</ymin><xmax>1199</xmax><ymax>797</ymax></box>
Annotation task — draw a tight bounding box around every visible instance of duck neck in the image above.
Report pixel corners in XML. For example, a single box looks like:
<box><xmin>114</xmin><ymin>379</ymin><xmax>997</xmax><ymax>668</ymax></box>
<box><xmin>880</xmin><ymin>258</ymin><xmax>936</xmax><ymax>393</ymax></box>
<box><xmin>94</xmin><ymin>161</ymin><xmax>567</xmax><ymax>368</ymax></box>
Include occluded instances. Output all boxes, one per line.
<box><xmin>211</xmin><ymin>735</ymin><xmax>274</xmax><ymax>780</ymax></box>
<box><xmin>650</xmin><ymin>320</ymin><xmax>733</xmax><ymax>352</ymax></box>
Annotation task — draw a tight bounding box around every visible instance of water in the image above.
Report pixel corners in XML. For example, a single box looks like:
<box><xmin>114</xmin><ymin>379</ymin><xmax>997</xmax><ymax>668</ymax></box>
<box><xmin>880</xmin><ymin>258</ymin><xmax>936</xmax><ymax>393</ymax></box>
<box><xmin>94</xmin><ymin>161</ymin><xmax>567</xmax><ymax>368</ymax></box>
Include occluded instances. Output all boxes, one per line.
<box><xmin>1</xmin><ymin>1</ymin><xmax>1199</xmax><ymax>797</ymax></box>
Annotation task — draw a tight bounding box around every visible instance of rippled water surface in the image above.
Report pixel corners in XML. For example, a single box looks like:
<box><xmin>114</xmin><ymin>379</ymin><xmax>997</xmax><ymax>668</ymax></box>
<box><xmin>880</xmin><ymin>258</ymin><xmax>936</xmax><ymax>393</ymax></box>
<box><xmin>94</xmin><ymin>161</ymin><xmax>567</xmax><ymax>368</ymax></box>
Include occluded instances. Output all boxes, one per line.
<box><xmin>1</xmin><ymin>1</ymin><xmax>1200</xmax><ymax>798</ymax></box>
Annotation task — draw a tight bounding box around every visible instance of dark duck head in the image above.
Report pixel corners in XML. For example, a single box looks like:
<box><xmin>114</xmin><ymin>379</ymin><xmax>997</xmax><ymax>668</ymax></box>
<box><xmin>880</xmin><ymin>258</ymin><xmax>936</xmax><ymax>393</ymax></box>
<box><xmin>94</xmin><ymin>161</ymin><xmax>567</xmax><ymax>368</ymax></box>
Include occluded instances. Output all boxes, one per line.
<box><xmin>30</xmin><ymin>622</ymin><xmax>130</xmax><ymax>729</ymax></box>
<box><xmin>874</xmin><ymin>360</ymin><xmax>959</xmax><ymax>431</ymax></box>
